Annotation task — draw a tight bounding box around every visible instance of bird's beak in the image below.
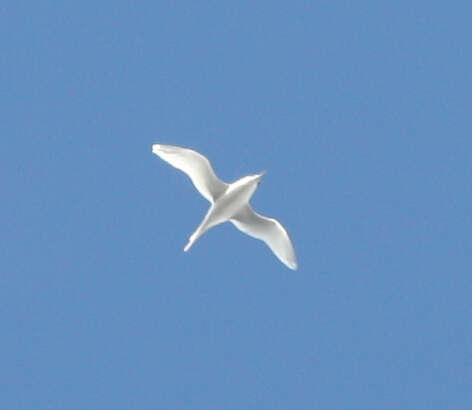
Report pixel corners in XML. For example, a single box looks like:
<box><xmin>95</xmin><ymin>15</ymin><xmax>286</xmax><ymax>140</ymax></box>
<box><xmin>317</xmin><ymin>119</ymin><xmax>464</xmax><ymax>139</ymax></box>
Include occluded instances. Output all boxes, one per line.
<box><xmin>259</xmin><ymin>171</ymin><xmax>267</xmax><ymax>178</ymax></box>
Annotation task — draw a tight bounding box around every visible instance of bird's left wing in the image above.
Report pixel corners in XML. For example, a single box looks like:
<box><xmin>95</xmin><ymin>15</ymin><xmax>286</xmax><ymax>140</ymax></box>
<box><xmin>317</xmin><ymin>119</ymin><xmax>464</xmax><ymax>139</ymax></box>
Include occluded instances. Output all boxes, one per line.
<box><xmin>231</xmin><ymin>205</ymin><xmax>298</xmax><ymax>270</ymax></box>
<box><xmin>152</xmin><ymin>144</ymin><xmax>228</xmax><ymax>203</ymax></box>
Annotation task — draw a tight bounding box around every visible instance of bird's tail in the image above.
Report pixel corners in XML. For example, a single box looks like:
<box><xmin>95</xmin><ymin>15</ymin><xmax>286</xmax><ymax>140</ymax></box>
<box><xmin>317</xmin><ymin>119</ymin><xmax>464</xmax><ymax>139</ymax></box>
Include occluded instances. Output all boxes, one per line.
<box><xmin>184</xmin><ymin>229</ymin><xmax>202</xmax><ymax>252</ymax></box>
<box><xmin>184</xmin><ymin>209</ymin><xmax>212</xmax><ymax>252</ymax></box>
<box><xmin>184</xmin><ymin>204</ymin><xmax>224</xmax><ymax>252</ymax></box>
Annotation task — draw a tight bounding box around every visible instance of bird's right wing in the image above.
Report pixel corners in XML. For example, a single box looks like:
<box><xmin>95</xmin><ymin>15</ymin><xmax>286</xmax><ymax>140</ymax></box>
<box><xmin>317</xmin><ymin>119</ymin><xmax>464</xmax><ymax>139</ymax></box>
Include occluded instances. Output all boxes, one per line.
<box><xmin>152</xmin><ymin>144</ymin><xmax>228</xmax><ymax>203</ymax></box>
<box><xmin>231</xmin><ymin>205</ymin><xmax>298</xmax><ymax>270</ymax></box>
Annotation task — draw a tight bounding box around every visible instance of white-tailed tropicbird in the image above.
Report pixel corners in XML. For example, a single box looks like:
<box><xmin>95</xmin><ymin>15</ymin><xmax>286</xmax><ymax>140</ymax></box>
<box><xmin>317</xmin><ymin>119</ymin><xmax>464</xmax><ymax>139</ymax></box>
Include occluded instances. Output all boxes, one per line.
<box><xmin>152</xmin><ymin>144</ymin><xmax>298</xmax><ymax>270</ymax></box>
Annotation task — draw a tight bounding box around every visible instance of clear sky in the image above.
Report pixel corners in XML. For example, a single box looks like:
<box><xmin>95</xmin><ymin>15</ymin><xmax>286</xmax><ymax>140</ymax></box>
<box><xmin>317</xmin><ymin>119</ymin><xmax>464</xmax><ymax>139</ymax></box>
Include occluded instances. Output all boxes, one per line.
<box><xmin>2</xmin><ymin>1</ymin><xmax>471</xmax><ymax>409</ymax></box>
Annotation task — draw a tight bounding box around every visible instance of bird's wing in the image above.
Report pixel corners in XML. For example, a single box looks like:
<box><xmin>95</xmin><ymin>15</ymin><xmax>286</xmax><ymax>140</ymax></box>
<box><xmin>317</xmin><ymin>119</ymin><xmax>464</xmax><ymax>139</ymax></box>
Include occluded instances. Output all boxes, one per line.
<box><xmin>230</xmin><ymin>205</ymin><xmax>298</xmax><ymax>270</ymax></box>
<box><xmin>152</xmin><ymin>144</ymin><xmax>228</xmax><ymax>203</ymax></box>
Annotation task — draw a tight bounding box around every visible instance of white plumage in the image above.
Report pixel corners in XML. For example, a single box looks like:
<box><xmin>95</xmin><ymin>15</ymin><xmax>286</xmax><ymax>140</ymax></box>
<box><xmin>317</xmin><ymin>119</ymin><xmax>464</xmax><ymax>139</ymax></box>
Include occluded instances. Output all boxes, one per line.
<box><xmin>152</xmin><ymin>144</ymin><xmax>298</xmax><ymax>270</ymax></box>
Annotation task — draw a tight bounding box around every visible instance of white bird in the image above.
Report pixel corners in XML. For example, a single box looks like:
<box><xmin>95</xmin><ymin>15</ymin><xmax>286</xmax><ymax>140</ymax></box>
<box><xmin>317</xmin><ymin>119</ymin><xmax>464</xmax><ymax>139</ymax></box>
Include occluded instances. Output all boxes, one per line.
<box><xmin>152</xmin><ymin>144</ymin><xmax>298</xmax><ymax>270</ymax></box>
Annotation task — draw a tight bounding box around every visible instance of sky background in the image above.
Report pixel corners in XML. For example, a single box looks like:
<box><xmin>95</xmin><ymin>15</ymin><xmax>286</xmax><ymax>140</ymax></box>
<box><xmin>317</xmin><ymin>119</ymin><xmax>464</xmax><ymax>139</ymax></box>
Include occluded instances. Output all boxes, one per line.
<box><xmin>2</xmin><ymin>1</ymin><xmax>471</xmax><ymax>409</ymax></box>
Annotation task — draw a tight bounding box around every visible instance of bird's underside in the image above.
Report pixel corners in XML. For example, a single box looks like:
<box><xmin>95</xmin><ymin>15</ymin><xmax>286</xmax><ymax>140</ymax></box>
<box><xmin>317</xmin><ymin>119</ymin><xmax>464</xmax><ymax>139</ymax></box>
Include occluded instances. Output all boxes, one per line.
<box><xmin>152</xmin><ymin>144</ymin><xmax>298</xmax><ymax>270</ymax></box>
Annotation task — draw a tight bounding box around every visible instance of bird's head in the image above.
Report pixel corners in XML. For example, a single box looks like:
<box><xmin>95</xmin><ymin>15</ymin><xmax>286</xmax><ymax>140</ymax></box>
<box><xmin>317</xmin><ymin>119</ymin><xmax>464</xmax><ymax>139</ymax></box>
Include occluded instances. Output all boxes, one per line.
<box><xmin>252</xmin><ymin>171</ymin><xmax>267</xmax><ymax>185</ymax></box>
<box><xmin>240</xmin><ymin>172</ymin><xmax>266</xmax><ymax>185</ymax></box>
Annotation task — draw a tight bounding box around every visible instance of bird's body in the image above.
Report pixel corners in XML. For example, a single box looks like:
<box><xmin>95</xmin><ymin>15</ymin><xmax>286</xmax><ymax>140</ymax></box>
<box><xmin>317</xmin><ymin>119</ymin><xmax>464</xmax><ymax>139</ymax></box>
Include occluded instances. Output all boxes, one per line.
<box><xmin>152</xmin><ymin>144</ymin><xmax>298</xmax><ymax>270</ymax></box>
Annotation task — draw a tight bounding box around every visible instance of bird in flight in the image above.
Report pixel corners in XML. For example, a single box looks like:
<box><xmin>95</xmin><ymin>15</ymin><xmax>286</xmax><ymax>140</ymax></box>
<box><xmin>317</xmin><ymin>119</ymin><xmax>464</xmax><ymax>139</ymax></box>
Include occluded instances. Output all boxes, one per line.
<box><xmin>152</xmin><ymin>144</ymin><xmax>298</xmax><ymax>270</ymax></box>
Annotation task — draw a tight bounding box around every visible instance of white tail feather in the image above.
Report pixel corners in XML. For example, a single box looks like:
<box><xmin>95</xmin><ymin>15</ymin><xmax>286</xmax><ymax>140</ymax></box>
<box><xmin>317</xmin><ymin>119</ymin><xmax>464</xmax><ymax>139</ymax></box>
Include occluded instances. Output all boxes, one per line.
<box><xmin>184</xmin><ymin>229</ymin><xmax>202</xmax><ymax>252</ymax></box>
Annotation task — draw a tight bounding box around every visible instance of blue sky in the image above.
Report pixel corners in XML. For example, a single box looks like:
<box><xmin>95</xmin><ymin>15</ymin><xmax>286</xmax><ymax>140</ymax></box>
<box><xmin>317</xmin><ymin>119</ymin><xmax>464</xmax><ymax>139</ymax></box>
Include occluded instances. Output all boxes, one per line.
<box><xmin>2</xmin><ymin>1</ymin><xmax>471</xmax><ymax>409</ymax></box>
